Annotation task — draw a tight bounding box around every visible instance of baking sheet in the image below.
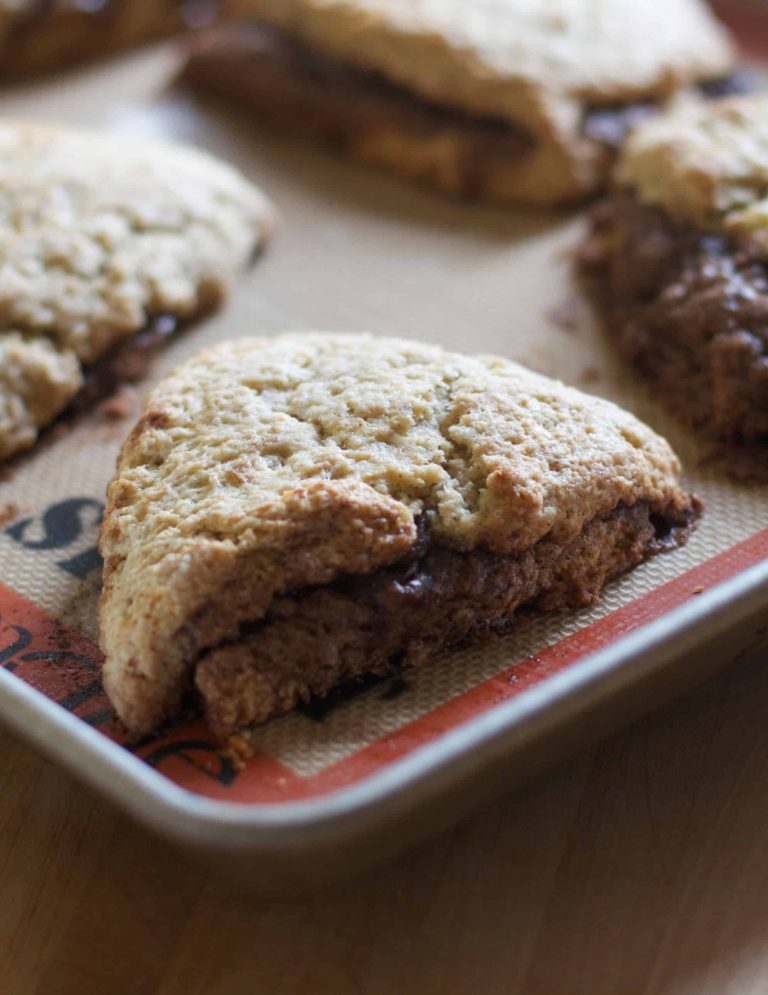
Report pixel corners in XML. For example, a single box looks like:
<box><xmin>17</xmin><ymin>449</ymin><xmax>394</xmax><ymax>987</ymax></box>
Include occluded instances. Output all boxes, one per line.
<box><xmin>0</xmin><ymin>17</ymin><xmax>766</xmax><ymax>818</ymax></box>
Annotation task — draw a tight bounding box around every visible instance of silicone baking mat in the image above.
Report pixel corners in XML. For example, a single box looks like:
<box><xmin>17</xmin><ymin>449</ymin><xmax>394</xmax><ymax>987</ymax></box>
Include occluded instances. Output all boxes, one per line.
<box><xmin>0</xmin><ymin>2</ymin><xmax>765</xmax><ymax>808</ymax></box>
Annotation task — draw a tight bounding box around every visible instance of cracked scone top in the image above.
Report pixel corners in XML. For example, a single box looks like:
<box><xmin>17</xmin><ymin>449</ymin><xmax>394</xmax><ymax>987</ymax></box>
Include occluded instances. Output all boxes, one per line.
<box><xmin>0</xmin><ymin>120</ymin><xmax>273</xmax><ymax>460</ymax></box>
<box><xmin>617</xmin><ymin>94</ymin><xmax>768</xmax><ymax>238</ymax></box>
<box><xmin>100</xmin><ymin>333</ymin><xmax>698</xmax><ymax>737</ymax></box>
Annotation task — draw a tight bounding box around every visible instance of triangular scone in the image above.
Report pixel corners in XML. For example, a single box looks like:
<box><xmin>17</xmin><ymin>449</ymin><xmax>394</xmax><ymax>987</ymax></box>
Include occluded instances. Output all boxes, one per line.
<box><xmin>182</xmin><ymin>0</ymin><xmax>734</xmax><ymax>206</ymax></box>
<box><xmin>0</xmin><ymin>121</ymin><xmax>273</xmax><ymax>460</ymax></box>
<box><xmin>100</xmin><ymin>333</ymin><xmax>700</xmax><ymax>738</ymax></box>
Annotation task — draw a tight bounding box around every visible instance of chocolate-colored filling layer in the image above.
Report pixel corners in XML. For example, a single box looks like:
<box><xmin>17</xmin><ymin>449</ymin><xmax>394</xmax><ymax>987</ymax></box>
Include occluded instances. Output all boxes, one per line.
<box><xmin>182</xmin><ymin>22</ymin><xmax>746</xmax><ymax>178</ymax></box>
<box><xmin>580</xmin><ymin>191</ymin><xmax>768</xmax><ymax>465</ymax></box>
<box><xmin>582</xmin><ymin>73</ymin><xmax>755</xmax><ymax>149</ymax></box>
<box><xmin>71</xmin><ymin>314</ymin><xmax>178</xmax><ymax>415</ymax></box>
<box><xmin>194</xmin><ymin>500</ymin><xmax>698</xmax><ymax>736</ymax></box>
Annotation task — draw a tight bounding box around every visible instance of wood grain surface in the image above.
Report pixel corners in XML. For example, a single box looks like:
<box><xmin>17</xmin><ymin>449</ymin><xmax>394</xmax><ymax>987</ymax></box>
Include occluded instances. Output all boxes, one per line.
<box><xmin>1</xmin><ymin>20</ymin><xmax>768</xmax><ymax>995</ymax></box>
<box><xmin>3</xmin><ymin>646</ymin><xmax>768</xmax><ymax>995</ymax></box>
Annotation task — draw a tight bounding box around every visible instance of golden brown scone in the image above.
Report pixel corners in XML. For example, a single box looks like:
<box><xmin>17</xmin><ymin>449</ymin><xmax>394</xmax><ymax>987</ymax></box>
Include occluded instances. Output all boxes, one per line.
<box><xmin>0</xmin><ymin>120</ymin><xmax>273</xmax><ymax>461</ymax></box>
<box><xmin>0</xmin><ymin>0</ymin><xmax>215</xmax><ymax>79</ymax></box>
<box><xmin>182</xmin><ymin>0</ymin><xmax>735</xmax><ymax>206</ymax></box>
<box><xmin>580</xmin><ymin>95</ymin><xmax>768</xmax><ymax>478</ymax></box>
<box><xmin>99</xmin><ymin>333</ymin><xmax>700</xmax><ymax>738</ymax></box>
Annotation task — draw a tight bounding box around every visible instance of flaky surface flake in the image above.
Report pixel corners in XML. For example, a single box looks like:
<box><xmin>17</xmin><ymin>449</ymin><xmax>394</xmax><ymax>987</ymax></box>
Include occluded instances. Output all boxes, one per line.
<box><xmin>0</xmin><ymin>120</ymin><xmax>273</xmax><ymax>459</ymax></box>
<box><xmin>617</xmin><ymin>94</ymin><xmax>768</xmax><ymax>238</ymax></box>
<box><xmin>100</xmin><ymin>332</ymin><xmax>693</xmax><ymax>734</ymax></box>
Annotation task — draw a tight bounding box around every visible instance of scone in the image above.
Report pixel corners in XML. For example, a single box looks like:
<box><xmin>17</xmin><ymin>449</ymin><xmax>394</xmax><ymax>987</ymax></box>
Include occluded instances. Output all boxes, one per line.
<box><xmin>99</xmin><ymin>333</ymin><xmax>700</xmax><ymax>738</ymax></box>
<box><xmin>0</xmin><ymin>121</ymin><xmax>273</xmax><ymax>462</ymax></box>
<box><xmin>0</xmin><ymin>1</ymin><xmax>215</xmax><ymax>79</ymax></box>
<box><xmin>579</xmin><ymin>94</ymin><xmax>768</xmax><ymax>478</ymax></box>
<box><xmin>180</xmin><ymin>0</ymin><xmax>735</xmax><ymax>207</ymax></box>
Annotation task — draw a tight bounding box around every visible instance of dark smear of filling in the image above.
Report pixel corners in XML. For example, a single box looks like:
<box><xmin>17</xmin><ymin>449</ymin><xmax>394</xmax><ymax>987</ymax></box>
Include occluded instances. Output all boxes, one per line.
<box><xmin>582</xmin><ymin>102</ymin><xmax>660</xmax><ymax>149</ymax></box>
<box><xmin>296</xmin><ymin>673</ymin><xmax>411</xmax><ymax>722</ymax></box>
<box><xmin>224</xmin><ymin>503</ymin><xmax>698</xmax><ymax>657</ymax></box>
<box><xmin>341</xmin><ymin>502</ymin><xmax>694</xmax><ymax>602</ymax></box>
<box><xmin>71</xmin><ymin>314</ymin><xmax>178</xmax><ymax>415</ymax></box>
<box><xmin>380</xmin><ymin>675</ymin><xmax>411</xmax><ymax>700</ymax></box>
<box><xmin>582</xmin><ymin>73</ymin><xmax>756</xmax><ymax>149</ymax></box>
<box><xmin>190</xmin><ymin>499</ymin><xmax>701</xmax><ymax>736</ymax></box>
<box><xmin>579</xmin><ymin>191</ymin><xmax>768</xmax><ymax>466</ymax></box>
<box><xmin>296</xmin><ymin>672</ymin><xmax>393</xmax><ymax>721</ymax></box>
<box><xmin>697</xmin><ymin>69</ymin><xmax>758</xmax><ymax>101</ymax></box>
<box><xmin>112</xmin><ymin>500</ymin><xmax>698</xmax><ymax>742</ymax></box>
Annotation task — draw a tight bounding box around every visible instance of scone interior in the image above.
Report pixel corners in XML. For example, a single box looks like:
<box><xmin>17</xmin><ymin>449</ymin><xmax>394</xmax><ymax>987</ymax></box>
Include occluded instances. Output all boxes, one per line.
<box><xmin>0</xmin><ymin>121</ymin><xmax>272</xmax><ymax>461</ymax></box>
<box><xmin>99</xmin><ymin>333</ymin><xmax>700</xmax><ymax>739</ymax></box>
<box><xmin>181</xmin><ymin>1</ymin><xmax>735</xmax><ymax>205</ymax></box>
<box><xmin>579</xmin><ymin>95</ymin><xmax>768</xmax><ymax>473</ymax></box>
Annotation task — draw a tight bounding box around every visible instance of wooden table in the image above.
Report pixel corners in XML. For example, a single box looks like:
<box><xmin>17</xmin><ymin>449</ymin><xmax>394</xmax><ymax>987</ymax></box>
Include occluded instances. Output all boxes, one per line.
<box><xmin>4</xmin><ymin>645</ymin><xmax>768</xmax><ymax>995</ymax></box>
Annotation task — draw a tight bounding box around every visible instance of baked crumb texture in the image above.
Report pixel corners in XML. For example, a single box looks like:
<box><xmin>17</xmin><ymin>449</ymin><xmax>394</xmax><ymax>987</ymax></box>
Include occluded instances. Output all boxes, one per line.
<box><xmin>580</xmin><ymin>95</ymin><xmax>768</xmax><ymax>479</ymax></box>
<box><xmin>181</xmin><ymin>0</ymin><xmax>734</xmax><ymax>205</ymax></box>
<box><xmin>0</xmin><ymin>121</ymin><xmax>273</xmax><ymax>462</ymax></box>
<box><xmin>99</xmin><ymin>333</ymin><xmax>700</xmax><ymax>738</ymax></box>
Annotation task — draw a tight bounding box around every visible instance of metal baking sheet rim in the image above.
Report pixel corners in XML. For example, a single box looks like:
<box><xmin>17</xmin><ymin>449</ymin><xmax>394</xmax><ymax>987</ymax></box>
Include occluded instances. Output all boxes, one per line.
<box><xmin>1</xmin><ymin>556</ymin><xmax>766</xmax><ymax>859</ymax></box>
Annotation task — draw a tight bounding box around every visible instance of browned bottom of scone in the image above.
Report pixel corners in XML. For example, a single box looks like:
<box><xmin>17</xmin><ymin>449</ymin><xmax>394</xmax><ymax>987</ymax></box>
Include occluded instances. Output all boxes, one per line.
<box><xmin>192</xmin><ymin>500</ymin><xmax>699</xmax><ymax>738</ymax></box>
<box><xmin>0</xmin><ymin>0</ymin><xmax>215</xmax><ymax>80</ymax></box>
<box><xmin>579</xmin><ymin>191</ymin><xmax>768</xmax><ymax>479</ymax></box>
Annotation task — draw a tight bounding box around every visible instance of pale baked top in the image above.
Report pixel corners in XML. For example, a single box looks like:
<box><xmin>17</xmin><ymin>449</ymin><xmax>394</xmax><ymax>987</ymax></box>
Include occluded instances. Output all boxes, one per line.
<box><xmin>100</xmin><ymin>332</ymin><xmax>692</xmax><ymax>730</ymax></box>
<box><xmin>0</xmin><ymin>120</ymin><xmax>273</xmax><ymax>365</ymax></box>
<box><xmin>617</xmin><ymin>94</ymin><xmax>768</xmax><ymax>239</ymax></box>
<box><xmin>235</xmin><ymin>0</ymin><xmax>733</xmax><ymax>141</ymax></box>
